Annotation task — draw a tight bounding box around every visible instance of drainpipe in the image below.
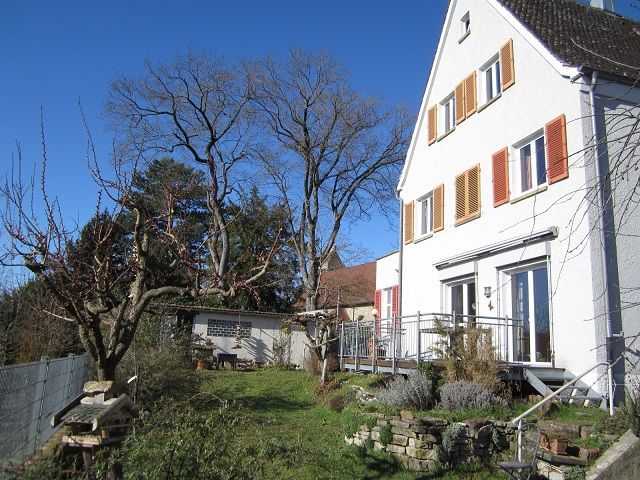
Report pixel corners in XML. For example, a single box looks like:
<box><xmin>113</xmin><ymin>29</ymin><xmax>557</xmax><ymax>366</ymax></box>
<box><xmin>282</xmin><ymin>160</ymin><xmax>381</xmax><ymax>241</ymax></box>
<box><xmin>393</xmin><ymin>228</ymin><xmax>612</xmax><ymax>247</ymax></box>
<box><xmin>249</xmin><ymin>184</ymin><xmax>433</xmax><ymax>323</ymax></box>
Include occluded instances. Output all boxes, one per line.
<box><xmin>397</xmin><ymin>191</ymin><xmax>404</xmax><ymax>319</ymax></box>
<box><xmin>587</xmin><ymin>70</ymin><xmax>615</xmax><ymax>404</ymax></box>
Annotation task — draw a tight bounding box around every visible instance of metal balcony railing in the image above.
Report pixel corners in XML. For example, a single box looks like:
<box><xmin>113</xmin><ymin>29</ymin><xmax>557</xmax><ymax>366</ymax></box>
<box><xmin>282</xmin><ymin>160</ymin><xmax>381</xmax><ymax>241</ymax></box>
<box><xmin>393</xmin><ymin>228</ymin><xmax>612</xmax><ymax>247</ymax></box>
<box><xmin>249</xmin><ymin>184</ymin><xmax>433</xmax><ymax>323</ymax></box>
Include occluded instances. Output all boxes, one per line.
<box><xmin>339</xmin><ymin>312</ymin><xmax>523</xmax><ymax>372</ymax></box>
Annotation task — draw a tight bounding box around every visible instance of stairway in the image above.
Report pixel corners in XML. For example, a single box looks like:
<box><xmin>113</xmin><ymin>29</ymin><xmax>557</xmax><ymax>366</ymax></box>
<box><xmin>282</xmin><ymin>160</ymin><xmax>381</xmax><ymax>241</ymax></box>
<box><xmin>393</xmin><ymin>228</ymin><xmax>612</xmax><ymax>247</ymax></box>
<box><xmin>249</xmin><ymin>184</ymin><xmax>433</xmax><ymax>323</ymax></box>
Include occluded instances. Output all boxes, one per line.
<box><xmin>523</xmin><ymin>367</ymin><xmax>604</xmax><ymax>407</ymax></box>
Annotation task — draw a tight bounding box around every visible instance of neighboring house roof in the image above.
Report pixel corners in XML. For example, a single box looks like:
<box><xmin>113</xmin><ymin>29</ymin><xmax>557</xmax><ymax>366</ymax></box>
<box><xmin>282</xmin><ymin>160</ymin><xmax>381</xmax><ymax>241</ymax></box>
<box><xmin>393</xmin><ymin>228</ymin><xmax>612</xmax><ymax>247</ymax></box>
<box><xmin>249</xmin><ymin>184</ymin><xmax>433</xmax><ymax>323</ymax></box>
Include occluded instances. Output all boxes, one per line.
<box><xmin>316</xmin><ymin>261</ymin><xmax>376</xmax><ymax>308</ymax></box>
<box><xmin>497</xmin><ymin>0</ymin><xmax>640</xmax><ymax>80</ymax></box>
<box><xmin>161</xmin><ymin>303</ymin><xmax>293</xmax><ymax>318</ymax></box>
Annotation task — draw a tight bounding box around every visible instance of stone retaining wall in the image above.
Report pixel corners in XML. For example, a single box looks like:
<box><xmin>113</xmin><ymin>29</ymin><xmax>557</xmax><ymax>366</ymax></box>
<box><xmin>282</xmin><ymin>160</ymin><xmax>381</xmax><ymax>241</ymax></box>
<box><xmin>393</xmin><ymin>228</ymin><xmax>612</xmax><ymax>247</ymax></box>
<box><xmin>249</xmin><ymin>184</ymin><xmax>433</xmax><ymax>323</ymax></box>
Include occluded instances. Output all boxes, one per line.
<box><xmin>345</xmin><ymin>415</ymin><xmax>516</xmax><ymax>472</ymax></box>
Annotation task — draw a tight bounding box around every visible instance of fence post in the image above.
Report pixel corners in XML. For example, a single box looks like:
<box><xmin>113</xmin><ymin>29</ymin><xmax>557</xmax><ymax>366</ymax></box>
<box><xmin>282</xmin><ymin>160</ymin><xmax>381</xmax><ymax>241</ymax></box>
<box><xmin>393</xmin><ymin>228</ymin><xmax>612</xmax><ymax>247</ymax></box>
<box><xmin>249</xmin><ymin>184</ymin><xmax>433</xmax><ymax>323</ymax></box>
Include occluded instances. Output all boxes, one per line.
<box><xmin>416</xmin><ymin>311</ymin><xmax>421</xmax><ymax>365</ymax></box>
<box><xmin>391</xmin><ymin>315</ymin><xmax>397</xmax><ymax>373</ymax></box>
<box><xmin>29</xmin><ymin>356</ymin><xmax>50</xmax><ymax>455</ymax></box>
<box><xmin>339</xmin><ymin>323</ymin><xmax>344</xmax><ymax>370</ymax></box>
<box><xmin>503</xmin><ymin>316</ymin><xmax>509</xmax><ymax>362</ymax></box>
<box><xmin>355</xmin><ymin>316</ymin><xmax>360</xmax><ymax>371</ymax></box>
<box><xmin>65</xmin><ymin>354</ymin><xmax>76</xmax><ymax>404</ymax></box>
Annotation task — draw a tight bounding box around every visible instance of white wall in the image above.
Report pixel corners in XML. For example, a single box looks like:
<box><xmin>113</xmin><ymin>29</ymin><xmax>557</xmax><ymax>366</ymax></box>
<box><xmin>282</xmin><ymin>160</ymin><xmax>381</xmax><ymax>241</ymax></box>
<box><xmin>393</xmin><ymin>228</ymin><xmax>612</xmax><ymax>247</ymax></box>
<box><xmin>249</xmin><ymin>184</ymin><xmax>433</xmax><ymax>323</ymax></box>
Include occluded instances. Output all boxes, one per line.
<box><xmin>192</xmin><ymin>312</ymin><xmax>310</xmax><ymax>367</ymax></box>
<box><xmin>376</xmin><ymin>251</ymin><xmax>399</xmax><ymax>291</ymax></box>
<box><xmin>398</xmin><ymin>0</ymin><xmax>602</xmax><ymax>386</ymax></box>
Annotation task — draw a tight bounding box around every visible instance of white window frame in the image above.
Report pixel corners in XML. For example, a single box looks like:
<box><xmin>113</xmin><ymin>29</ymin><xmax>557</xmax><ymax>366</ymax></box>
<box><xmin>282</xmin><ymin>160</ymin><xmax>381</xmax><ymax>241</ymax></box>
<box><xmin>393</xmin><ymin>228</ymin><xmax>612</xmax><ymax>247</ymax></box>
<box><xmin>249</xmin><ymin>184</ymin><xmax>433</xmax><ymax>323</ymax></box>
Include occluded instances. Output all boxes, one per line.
<box><xmin>382</xmin><ymin>287</ymin><xmax>393</xmax><ymax>320</ymax></box>
<box><xmin>512</xmin><ymin>130</ymin><xmax>547</xmax><ymax>196</ymax></box>
<box><xmin>501</xmin><ymin>260</ymin><xmax>552</xmax><ymax>364</ymax></box>
<box><xmin>417</xmin><ymin>191</ymin><xmax>434</xmax><ymax>237</ymax></box>
<box><xmin>479</xmin><ymin>55</ymin><xmax>501</xmax><ymax>104</ymax></box>
<box><xmin>440</xmin><ymin>93</ymin><xmax>456</xmax><ymax>134</ymax></box>
<box><xmin>442</xmin><ymin>275</ymin><xmax>477</xmax><ymax>320</ymax></box>
<box><xmin>460</xmin><ymin>12</ymin><xmax>470</xmax><ymax>39</ymax></box>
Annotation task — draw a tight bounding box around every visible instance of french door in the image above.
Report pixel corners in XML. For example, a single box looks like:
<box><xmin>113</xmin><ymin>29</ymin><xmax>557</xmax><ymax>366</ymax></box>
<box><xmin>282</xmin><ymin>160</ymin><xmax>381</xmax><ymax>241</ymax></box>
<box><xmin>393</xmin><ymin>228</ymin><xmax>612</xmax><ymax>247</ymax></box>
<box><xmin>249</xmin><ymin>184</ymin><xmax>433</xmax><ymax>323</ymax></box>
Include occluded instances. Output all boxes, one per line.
<box><xmin>508</xmin><ymin>264</ymin><xmax>552</xmax><ymax>363</ymax></box>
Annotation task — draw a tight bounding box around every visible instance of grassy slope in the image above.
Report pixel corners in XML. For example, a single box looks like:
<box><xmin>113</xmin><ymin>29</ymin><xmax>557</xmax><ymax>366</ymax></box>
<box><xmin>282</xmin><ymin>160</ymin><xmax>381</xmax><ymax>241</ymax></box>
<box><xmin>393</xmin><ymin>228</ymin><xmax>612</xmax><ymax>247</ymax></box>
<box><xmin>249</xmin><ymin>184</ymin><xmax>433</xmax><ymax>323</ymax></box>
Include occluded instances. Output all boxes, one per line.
<box><xmin>198</xmin><ymin>369</ymin><xmax>504</xmax><ymax>480</ymax></box>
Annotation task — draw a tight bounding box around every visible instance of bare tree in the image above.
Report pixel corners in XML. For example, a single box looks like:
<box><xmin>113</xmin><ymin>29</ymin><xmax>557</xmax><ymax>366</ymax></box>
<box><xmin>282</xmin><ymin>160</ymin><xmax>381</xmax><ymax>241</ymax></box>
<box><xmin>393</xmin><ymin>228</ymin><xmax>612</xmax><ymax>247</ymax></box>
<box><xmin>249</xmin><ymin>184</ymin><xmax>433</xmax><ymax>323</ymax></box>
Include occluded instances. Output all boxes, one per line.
<box><xmin>251</xmin><ymin>50</ymin><xmax>412</xmax><ymax>312</ymax></box>
<box><xmin>249</xmin><ymin>50</ymin><xmax>411</xmax><ymax>382</ymax></box>
<box><xmin>106</xmin><ymin>51</ymin><xmax>275</xmax><ymax>295</ymax></box>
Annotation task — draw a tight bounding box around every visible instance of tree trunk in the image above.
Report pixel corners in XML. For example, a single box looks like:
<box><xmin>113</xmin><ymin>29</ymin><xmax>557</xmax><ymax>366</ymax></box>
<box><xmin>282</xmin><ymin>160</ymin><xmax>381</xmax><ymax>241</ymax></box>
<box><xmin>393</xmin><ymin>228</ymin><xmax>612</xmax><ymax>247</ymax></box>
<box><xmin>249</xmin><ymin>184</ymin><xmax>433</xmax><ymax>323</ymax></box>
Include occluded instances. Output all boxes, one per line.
<box><xmin>320</xmin><ymin>356</ymin><xmax>329</xmax><ymax>384</ymax></box>
<box><xmin>97</xmin><ymin>363</ymin><xmax>117</xmax><ymax>382</ymax></box>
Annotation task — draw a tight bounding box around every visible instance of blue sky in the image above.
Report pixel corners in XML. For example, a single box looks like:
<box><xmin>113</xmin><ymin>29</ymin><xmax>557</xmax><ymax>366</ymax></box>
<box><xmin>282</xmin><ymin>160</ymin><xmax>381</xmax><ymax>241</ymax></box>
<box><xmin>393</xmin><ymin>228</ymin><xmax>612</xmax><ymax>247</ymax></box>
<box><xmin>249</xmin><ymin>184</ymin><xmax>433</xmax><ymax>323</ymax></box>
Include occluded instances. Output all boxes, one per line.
<box><xmin>1</xmin><ymin>0</ymin><xmax>639</xmax><ymax>268</ymax></box>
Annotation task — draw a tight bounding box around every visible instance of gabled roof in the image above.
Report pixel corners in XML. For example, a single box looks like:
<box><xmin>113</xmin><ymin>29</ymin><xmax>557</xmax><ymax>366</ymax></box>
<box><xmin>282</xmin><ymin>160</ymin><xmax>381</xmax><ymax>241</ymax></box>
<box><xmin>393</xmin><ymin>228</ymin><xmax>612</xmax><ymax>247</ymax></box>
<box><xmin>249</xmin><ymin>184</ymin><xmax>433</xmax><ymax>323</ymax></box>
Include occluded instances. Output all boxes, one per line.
<box><xmin>497</xmin><ymin>0</ymin><xmax>640</xmax><ymax>80</ymax></box>
<box><xmin>317</xmin><ymin>261</ymin><xmax>376</xmax><ymax>308</ymax></box>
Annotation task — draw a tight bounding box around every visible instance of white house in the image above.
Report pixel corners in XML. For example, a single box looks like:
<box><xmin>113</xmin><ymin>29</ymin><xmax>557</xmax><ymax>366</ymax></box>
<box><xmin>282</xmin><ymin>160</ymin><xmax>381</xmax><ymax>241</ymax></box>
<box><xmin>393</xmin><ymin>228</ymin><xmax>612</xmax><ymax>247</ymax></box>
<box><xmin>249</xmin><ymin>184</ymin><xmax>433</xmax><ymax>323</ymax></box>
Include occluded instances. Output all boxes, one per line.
<box><xmin>345</xmin><ymin>0</ymin><xmax>640</xmax><ymax>403</ymax></box>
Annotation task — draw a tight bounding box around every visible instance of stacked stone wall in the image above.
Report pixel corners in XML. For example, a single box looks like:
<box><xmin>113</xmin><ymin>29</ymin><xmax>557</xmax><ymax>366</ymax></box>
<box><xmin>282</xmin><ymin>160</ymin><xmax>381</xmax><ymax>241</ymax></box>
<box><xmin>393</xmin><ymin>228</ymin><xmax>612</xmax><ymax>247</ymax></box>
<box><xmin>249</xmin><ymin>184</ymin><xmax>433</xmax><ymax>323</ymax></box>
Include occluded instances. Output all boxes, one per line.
<box><xmin>345</xmin><ymin>415</ymin><xmax>515</xmax><ymax>472</ymax></box>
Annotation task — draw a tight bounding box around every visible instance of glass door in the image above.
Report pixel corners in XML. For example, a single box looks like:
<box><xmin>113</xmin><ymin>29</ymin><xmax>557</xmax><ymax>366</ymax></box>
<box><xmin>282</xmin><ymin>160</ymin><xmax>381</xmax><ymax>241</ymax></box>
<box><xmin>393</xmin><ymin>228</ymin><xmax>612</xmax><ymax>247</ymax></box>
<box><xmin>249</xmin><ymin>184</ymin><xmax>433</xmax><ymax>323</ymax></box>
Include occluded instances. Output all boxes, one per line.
<box><xmin>445</xmin><ymin>277</ymin><xmax>477</xmax><ymax>323</ymax></box>
<box><xmin>510</xmin><ymin>265</ymin><xmax>551</xmax><ymax>363</ymax></box>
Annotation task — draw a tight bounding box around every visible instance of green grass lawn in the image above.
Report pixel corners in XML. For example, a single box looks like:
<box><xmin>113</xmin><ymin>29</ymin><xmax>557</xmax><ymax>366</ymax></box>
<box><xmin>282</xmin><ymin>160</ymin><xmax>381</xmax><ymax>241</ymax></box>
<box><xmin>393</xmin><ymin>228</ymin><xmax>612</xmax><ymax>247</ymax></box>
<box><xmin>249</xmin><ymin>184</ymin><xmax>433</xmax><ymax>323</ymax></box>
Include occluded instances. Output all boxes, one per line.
<box><xmin>196</xmin><ymin>369</ymin><xmax>507</xmax><ymax>479</ymax></box>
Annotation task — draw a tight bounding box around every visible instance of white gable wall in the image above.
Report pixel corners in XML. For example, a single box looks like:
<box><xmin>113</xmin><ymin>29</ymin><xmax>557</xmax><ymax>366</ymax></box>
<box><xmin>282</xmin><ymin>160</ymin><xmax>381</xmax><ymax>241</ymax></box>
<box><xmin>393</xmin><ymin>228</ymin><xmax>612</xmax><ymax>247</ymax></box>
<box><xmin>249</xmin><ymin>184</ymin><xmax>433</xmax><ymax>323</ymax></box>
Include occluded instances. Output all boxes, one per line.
<box><xmin>399</xmin><ymin>0</ymin><xmax>602</xmax><ymax>387</ymax></box>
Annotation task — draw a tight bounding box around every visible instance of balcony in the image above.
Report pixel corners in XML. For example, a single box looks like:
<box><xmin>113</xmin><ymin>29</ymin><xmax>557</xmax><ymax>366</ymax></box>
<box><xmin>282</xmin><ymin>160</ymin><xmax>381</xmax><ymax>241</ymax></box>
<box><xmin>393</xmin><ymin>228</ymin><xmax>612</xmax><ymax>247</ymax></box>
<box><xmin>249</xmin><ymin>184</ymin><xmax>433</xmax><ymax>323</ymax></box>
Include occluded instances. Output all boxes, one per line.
<box><xmin>339</xmin><ymin>312</ymin><xmax>526</xmax><ymax>373</ymax></box>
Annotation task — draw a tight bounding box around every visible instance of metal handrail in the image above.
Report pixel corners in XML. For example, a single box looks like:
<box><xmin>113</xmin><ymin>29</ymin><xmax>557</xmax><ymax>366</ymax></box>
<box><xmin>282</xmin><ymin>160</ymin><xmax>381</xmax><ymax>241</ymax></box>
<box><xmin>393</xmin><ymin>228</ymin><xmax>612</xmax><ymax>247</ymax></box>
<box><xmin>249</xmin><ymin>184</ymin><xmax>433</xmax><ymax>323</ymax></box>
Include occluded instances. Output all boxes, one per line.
<box><xmin>511</xmin><ymin>361</ymin><xmax>613</xmax><ymax>427</ymax></box>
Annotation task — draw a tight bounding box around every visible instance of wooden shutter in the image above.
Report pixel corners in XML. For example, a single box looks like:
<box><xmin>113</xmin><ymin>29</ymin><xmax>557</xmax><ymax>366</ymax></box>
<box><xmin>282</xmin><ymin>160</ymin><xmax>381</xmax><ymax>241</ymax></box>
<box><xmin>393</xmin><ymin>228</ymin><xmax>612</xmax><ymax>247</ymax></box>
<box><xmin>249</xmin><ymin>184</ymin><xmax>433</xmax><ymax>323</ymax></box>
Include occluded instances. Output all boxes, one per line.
<box><xmin>455</xmin><ymin>165</ymin><xmax>481</xmax><ymax>223</ymax></box>
<box><xmin>455</xmin><ymin>81</ymin><xmax>466</xmax><ymax>125</ymax></box>
<box><xmin>467</xmin><ymin>164</ymin><xmax>481</xmax><ymax>218</ymax></box>
<box><xmin>500</xmin><ymin>38</ymin><xmax>515</xmax><ymax>90</ymax></box>
<box><xmin>427</xmin><ymin>105</ymin><xmax>438</xmax><ymax>145</ymax></box>
<box><xmin>374</xmin><ymin>289</ymin><xmax>381</xmax><ymax>334</ymax></box>
<box><xmin>546</xmin><ymin>114</ymin><xmax>569</xmax><ymax>184</ymax></box>
<box><xmin>403</xmin><ymin>201</ymin><xmax>414</xmax><ymax>244</ymax></box>
<box><xmin>391</xmin><ymin>285</ymin><xmax>399</xmax><ymax>318</ymax></box>
<box><xmin>455</xmin><ymin>172</ymin><xmax>467</xmax><ymax>223</ymax></box>
<box><xmin>464</xmin><ymin>71</ymin><xmax>477</xmax><ymax>117</ymax></box>
<box><xmin>492</xmin><ymin>147</ymin><xmax>510</xmax><ymax>207</ymax></box>
<box><xmin>433</xmin><ymin>183</ymin><xmax>444</xmax><ymax>232</ymax></box>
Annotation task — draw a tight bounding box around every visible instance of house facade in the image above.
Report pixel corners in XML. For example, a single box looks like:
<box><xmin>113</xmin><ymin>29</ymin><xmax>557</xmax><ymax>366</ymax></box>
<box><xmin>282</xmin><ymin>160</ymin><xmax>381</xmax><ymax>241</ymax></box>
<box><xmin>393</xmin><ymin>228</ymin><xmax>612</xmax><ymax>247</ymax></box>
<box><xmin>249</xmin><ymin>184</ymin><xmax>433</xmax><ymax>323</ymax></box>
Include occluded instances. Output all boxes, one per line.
<box><xmin>362</xmin><ymin>0</ymin><xmax>640</xmax><ymax>398</ymax></box>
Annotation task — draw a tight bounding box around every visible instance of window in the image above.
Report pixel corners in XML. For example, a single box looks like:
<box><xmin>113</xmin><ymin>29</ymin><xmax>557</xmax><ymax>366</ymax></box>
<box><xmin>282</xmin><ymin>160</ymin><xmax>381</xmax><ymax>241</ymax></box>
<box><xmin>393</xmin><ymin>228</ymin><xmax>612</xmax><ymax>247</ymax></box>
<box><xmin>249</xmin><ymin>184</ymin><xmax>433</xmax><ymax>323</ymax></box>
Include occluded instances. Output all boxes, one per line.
<box><xmin>207</xmin><ymin>319</ymin><xmax>252</xmax><ymax>338</ymax></box>
<box><xmin>444</xmin><ymin>276</ymin><xmax>477</xmax><ymax>319</ymax></box>
<box><xmin>480</xmin><ymin>56</ymin><xmax>501</xmax><ymax>104</ymax></box>
<box><xmin>440</xmin><ymin>94</ymin><xmax>456</xmax><ymax>134</ymax></box>
<box><xmin>507</xmin><ymin>264</ymin><xmax>551</xmax><ymax>363</ymax></box>
<box><xmin>418</xmin><ymin>192</ymin><xmax>433</xmax><ymax>236</ymax></box>
<box><xmin>513</xmin><ymin>132</ymin><xmax>546</xmax><ymax>195</ymax></box>
<box><xmin>455</xmin><ymin>164</ymin><xmax>481</xmax><ymax>224</ymax></box>
<box><xmin>383</xmin><ymin>287</ymin><xmax>393</xmax><ymax>320</ymax></box>
<box><xmin>460</xmin><ymin>12</ymin><xmax>470</xmax><ymax>39</ymax></box>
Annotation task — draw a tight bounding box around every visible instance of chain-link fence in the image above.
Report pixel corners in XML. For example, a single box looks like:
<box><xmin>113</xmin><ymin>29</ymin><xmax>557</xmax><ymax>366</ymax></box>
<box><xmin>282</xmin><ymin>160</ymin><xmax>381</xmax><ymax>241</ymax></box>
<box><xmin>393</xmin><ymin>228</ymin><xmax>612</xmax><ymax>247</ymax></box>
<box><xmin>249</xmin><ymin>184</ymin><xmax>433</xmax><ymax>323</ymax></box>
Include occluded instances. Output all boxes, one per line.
<box><xmin>0</xmin><ymin>354</ymin><xmax>90</xmax><ymax>464</ymax></box>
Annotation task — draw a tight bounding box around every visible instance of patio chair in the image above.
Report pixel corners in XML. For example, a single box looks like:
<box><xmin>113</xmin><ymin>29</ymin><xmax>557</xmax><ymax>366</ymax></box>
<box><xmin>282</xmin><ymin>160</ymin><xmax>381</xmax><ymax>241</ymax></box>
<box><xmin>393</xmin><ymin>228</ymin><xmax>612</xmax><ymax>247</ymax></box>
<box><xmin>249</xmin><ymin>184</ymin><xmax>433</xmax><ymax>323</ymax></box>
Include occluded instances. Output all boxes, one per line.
<box><xmin>497</xmin><ymin>420</ymin><xmax>540</xmax><ymax>480</ymax></box>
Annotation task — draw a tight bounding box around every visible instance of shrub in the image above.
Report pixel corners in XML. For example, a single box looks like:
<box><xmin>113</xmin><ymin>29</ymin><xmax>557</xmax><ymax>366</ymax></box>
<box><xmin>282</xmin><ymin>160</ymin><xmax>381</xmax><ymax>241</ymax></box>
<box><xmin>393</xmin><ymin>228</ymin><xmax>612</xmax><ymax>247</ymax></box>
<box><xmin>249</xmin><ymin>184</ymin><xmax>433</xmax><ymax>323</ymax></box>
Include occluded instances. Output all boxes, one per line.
<box><xmin>430</xmin><ymin>320</ymin><xmax>508</xmax><ymax>396</ymax></box>
<box><xmin>118</xmin><ymin>333</ymin><xmax>201</xmax><ymax>406</ymax></box>
<box><xmin>329</xmin><ymin>393</ymin><xmax>346</xmax><ymax>412</ymax></box>
<box><xmin>377</xmin><ymin>371</ymin><xmax>435</xmax><ymax>410</ymax></box>
<box><xmin>623</xmin><ymin>375</ymin><xmax>640</xmax><ymax>437</ymax></box>
<box><xmin>379</xmin><ymin>425</ymin><xmax>393</xmax><ymax>445</ymax></box>
<box><xmin>439</xmin><ymin>380</ymin><xmax>507</xmax><ymax>411</ymax></box>
<box><xmin>441</xmin><ymin>423</ymin><xmax>466</xmax><ymax>464</ymax></box>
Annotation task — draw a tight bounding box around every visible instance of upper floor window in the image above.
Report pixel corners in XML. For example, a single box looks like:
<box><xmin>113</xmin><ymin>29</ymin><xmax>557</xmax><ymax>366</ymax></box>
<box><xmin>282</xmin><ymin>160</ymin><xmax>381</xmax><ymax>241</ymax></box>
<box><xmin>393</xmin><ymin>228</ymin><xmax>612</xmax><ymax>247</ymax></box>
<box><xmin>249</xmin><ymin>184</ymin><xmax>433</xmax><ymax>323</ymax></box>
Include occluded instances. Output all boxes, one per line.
<box><xmin>480</xmin><ymin>56</ymin><xmax>501</xmax><ymax>104</ymax></box>
<box><xmin>418</xmin><ymin>192</ymin><xmax>434</xmax><ymax>236</ymax></box>
<box><xmin>440</xmin><ymin>94</ymin><xmax>456</xmax><ymax>134</ymax></box>
<box><xmin>513</xmin><ymin>132</ymin><xmax>546</xmax><ymax>195</ymax></box>
<box><xmin>460</xmin><ymin>12</ymin><xmax>470</xmax><ymax>40</ymax></box>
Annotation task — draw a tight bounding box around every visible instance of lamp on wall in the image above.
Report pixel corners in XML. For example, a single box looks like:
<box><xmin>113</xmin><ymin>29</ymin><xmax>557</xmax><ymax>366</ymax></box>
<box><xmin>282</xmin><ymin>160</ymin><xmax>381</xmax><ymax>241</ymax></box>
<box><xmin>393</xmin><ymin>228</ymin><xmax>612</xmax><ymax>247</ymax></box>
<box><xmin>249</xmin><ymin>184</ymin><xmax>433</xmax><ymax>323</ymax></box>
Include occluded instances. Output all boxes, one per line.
<box><xmin>483</xmin><ymin>286</ymin><xmax>492</xmax><ymax>298</ymax></box>
<box><xmin>371</xmin><ymin>308</ymin><xmax>378</xmax><ymax>319</ymax></box>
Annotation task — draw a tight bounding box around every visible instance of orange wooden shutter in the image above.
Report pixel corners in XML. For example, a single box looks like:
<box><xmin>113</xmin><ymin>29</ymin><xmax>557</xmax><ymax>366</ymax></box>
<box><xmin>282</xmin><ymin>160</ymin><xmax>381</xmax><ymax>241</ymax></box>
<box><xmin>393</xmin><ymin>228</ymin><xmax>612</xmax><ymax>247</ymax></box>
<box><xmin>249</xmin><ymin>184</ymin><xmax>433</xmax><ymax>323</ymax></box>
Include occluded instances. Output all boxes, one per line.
<box><xmin>403</xmin><ymin>201</ymin><xmax>414</xmax><ymax>244</ymax></box>
<box><xmin>464</xmin><ymin>71</ymin><xmax>477</xmax><ymax>117</ymax></box>
<box><xmin>500</xmin><ymin>39</ymin><xmax>515</xmax><ymax>90</ymax></box>
<box><xmin>546</xmin><ymin>114</ymin><xmax>569</xmax><ymax>184</ymax></box>
<box><xmin>455</xmin><ymin>81</ymin><xmax>466</xmax><ymax>125</ymax></box>
<box><xmin>492</xmin><ymin>147</ymin><xmax>510</xmax><ymax>207</ymax></box>
<box><xmin>427</xmin><ymin>105</ymin><xmax>438</xmax><ymax>145</ymax></box>
<box><xmin>374</xmin><ymin>289</ymin><xmax>381</xmax><ymax>334</ymax></box>
<box><xmin>433</xmin><ymin>183</ymin><xmax>444</xmax><ymax>232</ymax></box>
<box><xmin>455</xmin><ymin>172</ymin><xmax>467</xmax><ymax>223</ymax></box>
<box><xmin>467</xmin><ymin>164</ymin><xmax>481</xmax><ymax>218</ymax></box>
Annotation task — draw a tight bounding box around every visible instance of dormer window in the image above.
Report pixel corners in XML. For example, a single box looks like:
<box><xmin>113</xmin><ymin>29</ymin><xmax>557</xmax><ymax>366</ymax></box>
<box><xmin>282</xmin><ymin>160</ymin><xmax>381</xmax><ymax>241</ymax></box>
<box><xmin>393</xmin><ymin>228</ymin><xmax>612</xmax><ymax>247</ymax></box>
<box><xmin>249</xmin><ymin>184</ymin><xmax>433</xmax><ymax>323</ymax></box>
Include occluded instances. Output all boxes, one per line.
<box><xmin>480</xmin><ymin>55</ymin><xmax>501</xmax><ymax>104</ymax></box>
<box><xmin>460</xmin><ymin>12</ymin><xmax>471</xmax><ymax>41</ymax></box>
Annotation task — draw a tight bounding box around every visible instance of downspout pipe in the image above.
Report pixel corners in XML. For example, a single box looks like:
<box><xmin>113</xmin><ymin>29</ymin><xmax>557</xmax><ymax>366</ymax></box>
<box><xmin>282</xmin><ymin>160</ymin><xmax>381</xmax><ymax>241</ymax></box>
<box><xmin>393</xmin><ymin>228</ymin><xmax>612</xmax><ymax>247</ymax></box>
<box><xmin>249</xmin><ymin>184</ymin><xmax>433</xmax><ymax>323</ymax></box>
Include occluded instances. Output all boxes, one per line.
<box><xmin>397</xmin><ymin>190</ymin><xmax>403</xmax><ymax>320</ymax></box>
<box><xmin>587</xmin><ymin>70</ymin><xmax>614</xmax><ymax>355</ymax></box>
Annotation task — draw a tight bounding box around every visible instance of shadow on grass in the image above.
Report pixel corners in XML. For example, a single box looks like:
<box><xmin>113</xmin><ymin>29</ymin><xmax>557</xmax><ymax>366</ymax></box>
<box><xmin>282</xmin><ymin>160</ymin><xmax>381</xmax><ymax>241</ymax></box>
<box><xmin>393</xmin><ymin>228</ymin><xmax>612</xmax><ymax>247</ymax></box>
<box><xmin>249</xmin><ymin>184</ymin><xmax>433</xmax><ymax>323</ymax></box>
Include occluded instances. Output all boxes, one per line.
<box><xmin>312</xmin><ymin>446</ymin><xmax>404</xmax><ymax>480</ymax></box>
<box><xmin>236</xmin><ymin>392</ymin><xmax>314</xmax><ymax>413</ymax></box>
